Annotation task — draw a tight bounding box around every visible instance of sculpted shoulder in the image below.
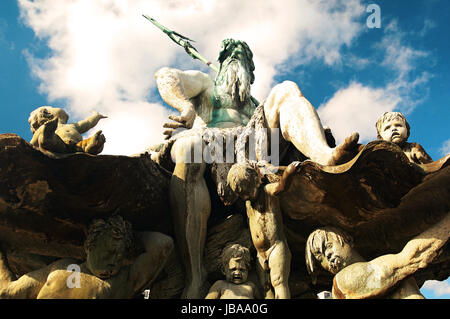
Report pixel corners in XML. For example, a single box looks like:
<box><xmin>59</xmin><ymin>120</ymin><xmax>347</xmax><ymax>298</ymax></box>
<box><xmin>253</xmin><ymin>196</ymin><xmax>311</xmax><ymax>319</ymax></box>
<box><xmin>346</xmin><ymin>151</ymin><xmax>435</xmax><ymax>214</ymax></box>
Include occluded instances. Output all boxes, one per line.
<box><xmin>155</xmin><ymin>67</ymin><xmax>214</xmax><ymax>99</ymax></box>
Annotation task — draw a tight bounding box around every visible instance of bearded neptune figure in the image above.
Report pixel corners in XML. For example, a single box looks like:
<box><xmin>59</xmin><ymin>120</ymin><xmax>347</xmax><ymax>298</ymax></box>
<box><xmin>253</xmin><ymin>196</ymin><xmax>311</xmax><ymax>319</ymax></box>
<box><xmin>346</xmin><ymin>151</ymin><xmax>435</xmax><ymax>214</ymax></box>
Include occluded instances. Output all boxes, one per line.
<box><xmin>155</xmin><ymin>39</ymin><xmax>359</xmax><ymax>298</ymax></box>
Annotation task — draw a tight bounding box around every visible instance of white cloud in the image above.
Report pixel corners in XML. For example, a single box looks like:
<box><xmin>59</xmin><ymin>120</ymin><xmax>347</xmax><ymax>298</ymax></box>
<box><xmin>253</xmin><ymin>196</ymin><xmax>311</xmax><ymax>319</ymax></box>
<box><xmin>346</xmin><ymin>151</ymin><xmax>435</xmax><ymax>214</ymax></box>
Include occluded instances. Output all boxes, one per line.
<box><xmin>0</xmin><ymin>18</ymin><xmax>15</xmax><ymax>50</ymax></box>
<box><xmin>318</xmin><ymin>82</ymin><xmax>399</xmax><ymax>143</ymax></box>
<box><xmin>422</xmin><ymin>279</ymin><xmax>450</xmax><ymax>297</ymax></box>
<box><xmin>18</xmin><ymin>0</ymin><xmax>365</xmax><ymax>155</ymax></box>
<box><xmin>88</xmin><ymin>102</ymin><xmax>170</xmax><ymax>156</ymax></box>
<box><xmin>418</xmin><ymin>19</ymin><xmax>437</xmax><ymax>37</ymax></box>
<box><xmin>382</xmin><ymin>39</ymin><xmax>427</xmax><ymax>78</ymax></box>
<box><xmin>439</xmin><ymin>139</ymin><xmax>450</xmax><ymax>156</ymax></box>
<box><xmin>380</xmin><ymin>20</ymin><xmax>432</xmax><ymax>113</ymax></box>
<box><xmin>317</xmin><ymin>19</ymin><xmax>432</xmax><ymax>144</ymax></box>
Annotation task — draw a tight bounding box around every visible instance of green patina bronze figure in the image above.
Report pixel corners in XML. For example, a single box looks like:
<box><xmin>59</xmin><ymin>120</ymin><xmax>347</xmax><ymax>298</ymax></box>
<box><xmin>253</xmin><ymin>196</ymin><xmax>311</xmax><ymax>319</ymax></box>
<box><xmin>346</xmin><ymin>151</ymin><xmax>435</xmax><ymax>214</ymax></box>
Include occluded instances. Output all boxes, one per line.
<box><xmin>146</xmin><ymin>16</ymin><xmax>360</xmax><ymax>298</ymax></box>
<box><xmin>0</xmin><ymin>216</ymin><xmax>173</xmax><ymax>299</ymax></box>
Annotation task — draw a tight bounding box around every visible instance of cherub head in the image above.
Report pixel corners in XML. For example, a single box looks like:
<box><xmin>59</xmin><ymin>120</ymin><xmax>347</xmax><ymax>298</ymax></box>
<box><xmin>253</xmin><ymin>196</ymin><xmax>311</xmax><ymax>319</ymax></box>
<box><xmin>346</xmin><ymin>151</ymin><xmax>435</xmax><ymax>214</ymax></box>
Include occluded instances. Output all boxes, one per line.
<box><xmin>376</xmin><ymin>112</ymin><xmax>410</xmax><ymax>145</ymax></box>
<box><xmin>220</xmin><ymin>244</ymin><xmax>251</xmax><ymax>285</ymax></box>
<box><xmin>28</xmin><ymin>106</ymin><xmax>69</xmax><ymax>134</ymax></box>
<box><xmin>227</xmin><ymin>162</ymin><xmax>262</xmax><ymax>201</ymax></box>
<box><xmin>84</xmin><ymin>215</ymin><xmax>133</xmax><ymax>279</ymax></box>
<box><xmin>305</xmin><ymin>227</ymin><xmax>354</xmax><ymax>280</ymax></box>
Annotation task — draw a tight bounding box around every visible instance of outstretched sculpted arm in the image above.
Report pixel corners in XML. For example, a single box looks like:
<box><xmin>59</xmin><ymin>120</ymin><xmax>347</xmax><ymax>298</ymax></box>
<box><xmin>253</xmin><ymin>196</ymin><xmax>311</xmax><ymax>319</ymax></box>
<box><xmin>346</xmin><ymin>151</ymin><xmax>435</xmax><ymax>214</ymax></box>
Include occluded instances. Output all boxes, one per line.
<box><xmin>29</xmin><ymin>126</ymin><xmax>43</xmax><ymax>147</ymax></box>
<box><xmin>75</xmin><ymin>111</ymin><xmax>107</xmax><ymax>134</ymax></box>
<box><xmin>333</xmin><ymin>213</ymin><xmax>450</xmax><ymax>299</ymax></box>
<box><xmin>155</xmin><ymin>67</ymin><xmax>213</xmax><ymax>132</ymax></box>
<box><xmin>265</xmin><ymin>161</ymin><xmax>301</xmax><ymax>197</ymax></box>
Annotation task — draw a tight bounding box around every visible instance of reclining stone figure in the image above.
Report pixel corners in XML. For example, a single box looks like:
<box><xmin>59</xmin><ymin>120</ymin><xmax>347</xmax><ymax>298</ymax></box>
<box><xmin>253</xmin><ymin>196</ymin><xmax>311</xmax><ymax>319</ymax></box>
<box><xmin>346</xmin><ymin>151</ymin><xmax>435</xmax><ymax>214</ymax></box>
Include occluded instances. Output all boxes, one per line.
<box><xmin>29</xmin><ymin>106</ymin><xmax>107</xmax><ymax>156</ymax></box>
<box><xmin>0</xmin><ymin>215</ymin><xmax>173</xmax><ymax>299</ymax></box>
<box><xmin>305</xmin><ymin>213</ymin><xmax>450</xmax><ymax>299</ymax></box>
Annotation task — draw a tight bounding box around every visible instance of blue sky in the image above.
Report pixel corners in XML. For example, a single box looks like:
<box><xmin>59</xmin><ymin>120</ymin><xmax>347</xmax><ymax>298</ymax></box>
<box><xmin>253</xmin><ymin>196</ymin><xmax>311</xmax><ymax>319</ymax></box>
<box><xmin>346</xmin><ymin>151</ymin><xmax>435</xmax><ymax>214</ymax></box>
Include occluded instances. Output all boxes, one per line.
<box><xmin>0</xmin><ymin>0</ymin><xmax>449</xmax><ymax>298</ymax></box>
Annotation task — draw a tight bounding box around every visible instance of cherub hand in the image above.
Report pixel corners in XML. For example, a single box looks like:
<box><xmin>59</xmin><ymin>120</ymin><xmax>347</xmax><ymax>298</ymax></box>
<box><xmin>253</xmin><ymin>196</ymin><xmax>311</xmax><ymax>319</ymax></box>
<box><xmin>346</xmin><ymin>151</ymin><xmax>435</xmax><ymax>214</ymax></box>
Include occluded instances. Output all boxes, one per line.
<box><xmin>42</xmin><ymin>117</ymin><xmax>59</xmax><ymax>135</ymax></box>
<box><xmin>217</xmin><ymin>182</ymin><xmax>238</xmax><ymax>206</ymax></box>
<box><xmin>272</xmin><ymin>161</ymin><xmax>302</xmax><ymax>196</ymax></box>
<box><xmin>284</xmin><ymin>161</ymin><xmax>301</xmax><ymax>177</ymax></box>
<box><xmin>163</xmin><ymin>107</ymin><xmax>195</xmax><ymax>139</ymax></box>
<box><xmin>411</xmin><ymin>149</ymin><xmax>422</xmax><ymax>163</ymax></box>
<box><xmin>80</xmin><ymin>130</ymin><xmax>106</xmax><ymax>155</ymax></box>
<box><xmin>289</xmin><ymin>161</ymin><xmax>301</xmax><ymax>170</ymax></box>
<box><xmin>411</xmin><ymin>148</ymin><xmax>432</xmax><ymax>165</ymax></box>
<box><xmin>93</xmin><ymin>111</ymin><xmax>108</xmax><ymax>120</ymax></box>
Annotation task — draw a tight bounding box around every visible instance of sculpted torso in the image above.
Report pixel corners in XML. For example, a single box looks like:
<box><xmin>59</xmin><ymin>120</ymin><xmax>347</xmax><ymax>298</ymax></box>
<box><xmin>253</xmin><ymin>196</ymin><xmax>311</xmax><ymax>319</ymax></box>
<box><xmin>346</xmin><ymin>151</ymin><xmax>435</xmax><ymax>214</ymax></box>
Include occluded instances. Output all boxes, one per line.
<box><xmin>208</xmin><ymin>280</ymin><xmax>256</xmax><ymax>299</ymax></box>
<box><xmin>36</xmin><ymin>261</ymin><xmax>124</xmax><ymax>299</ymax></box>
<box><xmin>246</xmin><ymin>189</ymin><xmax>285</xmax><ymax>257</ymax></box>
<box><xmin>155</xmin><ymin>64</ymin><xmax>255</xmax><ymax>132</ymax></box>
<box><xmin>188</xmin><ymin>82</ymin><xmax>254</xmax><ymax>129</ymax></box>
<box><xmin>208</xmin><ymin>85</ymin><xmax>255</xmax><ymax>128</ymax></box>
<box><xmin>54</xmin><ymin>124</ymin><xmax>84</xmax><ymax>145</ymax></box>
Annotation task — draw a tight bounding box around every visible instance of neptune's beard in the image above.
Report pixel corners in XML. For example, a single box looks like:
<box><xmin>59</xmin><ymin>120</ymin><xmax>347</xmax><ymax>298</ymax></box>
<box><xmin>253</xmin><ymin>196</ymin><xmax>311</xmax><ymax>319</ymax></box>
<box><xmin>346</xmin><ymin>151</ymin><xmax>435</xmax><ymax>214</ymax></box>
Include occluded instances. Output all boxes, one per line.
<box><xmin>216</xmin><ymin>59</ymin><xmax>252</xmax><ymax>105</ymax></box>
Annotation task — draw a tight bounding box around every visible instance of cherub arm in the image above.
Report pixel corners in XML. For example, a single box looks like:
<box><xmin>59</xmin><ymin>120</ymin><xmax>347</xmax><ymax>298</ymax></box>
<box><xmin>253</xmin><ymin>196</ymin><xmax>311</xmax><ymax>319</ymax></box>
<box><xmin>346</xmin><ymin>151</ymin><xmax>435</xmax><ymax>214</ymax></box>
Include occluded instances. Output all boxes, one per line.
<box><xmin>410</xmin><ymin>143</ymin><xmax>433</xmax><ymax>164</ymax></box>
<box><xmin>74</xmin><ymin>111</ymin><xmax>107</xmax><ymax>134</ymax></box>
<box><xmin>204</xmin><ymin>280</ymin><xmax>223</xmax><ymax>299</ymax></box>
<box><xmin>265</xmin><ymin>161</ymin><xmax>301</xmax><ymax>197</ymax></box>
<box><xmin>155</xmin><ymin>67</ymin><xmax>213</xmax><ymax>137</ymax></box>
<box><xmin>128</xmin><ymin>231</ymin><xmax>174</xmax><ymax>295</ymax></box>
<box><xmin>29</xmin><ymin>126</ymin><xmax>43</xmax><ymax>147</ymax></box>
<box><xmin>332</xmin><ymin>213</ymin><xmax>450</xmax><ymax>299</ymax></box>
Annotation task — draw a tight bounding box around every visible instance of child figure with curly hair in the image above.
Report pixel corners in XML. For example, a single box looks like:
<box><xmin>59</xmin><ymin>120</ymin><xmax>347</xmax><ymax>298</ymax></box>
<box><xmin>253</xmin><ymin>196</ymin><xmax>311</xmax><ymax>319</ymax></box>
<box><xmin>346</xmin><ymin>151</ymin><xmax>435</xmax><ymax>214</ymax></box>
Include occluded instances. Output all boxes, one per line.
<box><xmin>376</xmin><ymin>112</ymin><xmax>433</xmax><ymax>164</ymax></box>
<box><xmin>205</xmin><ymin>244</ymin><xmax>260</xmax><ymax>299</ymax></box>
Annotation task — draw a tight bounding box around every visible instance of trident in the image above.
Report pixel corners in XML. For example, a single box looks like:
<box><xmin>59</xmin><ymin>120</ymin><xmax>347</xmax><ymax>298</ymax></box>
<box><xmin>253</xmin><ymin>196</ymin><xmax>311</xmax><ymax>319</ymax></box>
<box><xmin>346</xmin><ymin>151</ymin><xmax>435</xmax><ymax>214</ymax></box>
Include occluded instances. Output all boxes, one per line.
<box><xmin>142</xmin><ymin>15</ymin><xmax>219</xmax><ymax>73</ymax></box>
<box><xmin>143</xmin><ymin>15</ymin><xmax>260</xmax><ymax>105</ymax></box>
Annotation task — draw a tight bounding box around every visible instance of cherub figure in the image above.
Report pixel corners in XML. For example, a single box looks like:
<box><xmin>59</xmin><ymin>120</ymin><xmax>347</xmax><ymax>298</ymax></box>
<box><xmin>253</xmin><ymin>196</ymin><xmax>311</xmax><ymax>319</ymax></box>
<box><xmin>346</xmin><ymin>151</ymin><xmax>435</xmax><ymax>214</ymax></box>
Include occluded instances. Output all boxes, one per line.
<box><xmin>305</xmin><ymin>217</ymin><xmax>450</xmax><ymax>299</ymax></box>
<box><xmin>0</xmin><ymin>215</ymin><xmax>174</xmax><ymax>299</ymax></box>
<box><xmin>205</xmin><ymin>244</ymin><xmax>259</xmax><ymax>299</ymax></box>
<box><xmin>227</xmin><ymin>161</ymin><xmax>300</xmax><ymax>299</ymax></box>
<box><xmin>28</xmin><ymin>106</ymin><xmax>107</xmax><ymax>155</ymax></box>
<box><xmin>376</xmin><ymin>111</ymin><xmax>432</xmax><ymax>164</ymax></box>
